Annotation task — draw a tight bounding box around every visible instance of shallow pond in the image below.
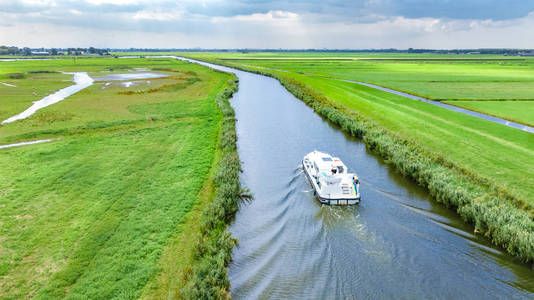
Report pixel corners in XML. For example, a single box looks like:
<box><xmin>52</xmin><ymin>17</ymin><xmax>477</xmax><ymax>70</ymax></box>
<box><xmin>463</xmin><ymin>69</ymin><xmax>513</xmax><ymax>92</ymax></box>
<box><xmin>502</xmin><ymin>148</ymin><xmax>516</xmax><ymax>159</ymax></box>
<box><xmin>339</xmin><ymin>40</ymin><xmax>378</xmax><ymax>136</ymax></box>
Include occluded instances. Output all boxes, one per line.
<box><xmin>92</xmin><ymin>72</ymin><xmax>168</xmax><ymax>81</ymax></box>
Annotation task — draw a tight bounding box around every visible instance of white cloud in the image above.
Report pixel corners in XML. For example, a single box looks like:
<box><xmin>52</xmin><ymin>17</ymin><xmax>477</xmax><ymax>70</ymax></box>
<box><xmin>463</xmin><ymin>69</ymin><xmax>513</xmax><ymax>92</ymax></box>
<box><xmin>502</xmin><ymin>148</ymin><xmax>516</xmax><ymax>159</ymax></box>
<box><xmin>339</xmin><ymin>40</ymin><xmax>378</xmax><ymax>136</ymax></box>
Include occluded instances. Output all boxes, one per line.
<box><xmin>84</xmin><ymin>0</ymin><xmax>142</xmax><ymax>5</ymax></box>
<box><xmin>20</xmin><ymin>0</ymin><xmax>55</xmax><ymax>6</ymax></box>
<box><xmin>132</xmin><ymin>9</ymin><xmax>182</xmax><ymax>21</ymax></box>
<box><xmin>69</xmin><ymin>9</ymin><xmax>82</xmax><ymax>15</ymax></box>
<box><xmin>212</xmin><ymin>10</ymin><xmax>299</xmax><ymax>23</ymax></box>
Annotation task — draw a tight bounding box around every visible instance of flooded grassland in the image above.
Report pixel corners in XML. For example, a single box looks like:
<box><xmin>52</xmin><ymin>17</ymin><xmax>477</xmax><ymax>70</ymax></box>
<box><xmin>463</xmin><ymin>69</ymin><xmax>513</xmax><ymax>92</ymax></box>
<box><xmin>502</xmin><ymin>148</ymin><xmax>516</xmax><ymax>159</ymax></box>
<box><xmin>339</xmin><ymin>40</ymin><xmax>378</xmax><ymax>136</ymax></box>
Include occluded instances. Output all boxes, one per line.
<box><xmin>0</xmin><ymin>57</ymin><xmax>233</xmax><ymax>298</ymax></box>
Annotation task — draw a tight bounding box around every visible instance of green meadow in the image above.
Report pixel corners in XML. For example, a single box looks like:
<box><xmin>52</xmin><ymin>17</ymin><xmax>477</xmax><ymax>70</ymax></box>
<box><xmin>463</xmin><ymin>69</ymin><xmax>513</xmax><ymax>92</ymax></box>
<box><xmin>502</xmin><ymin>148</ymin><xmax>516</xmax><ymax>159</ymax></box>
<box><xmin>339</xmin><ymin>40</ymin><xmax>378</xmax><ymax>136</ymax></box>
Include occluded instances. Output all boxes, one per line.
<box><xmin>444</xmin><ymin>100</ymin><xmax>534</xmax><ymax>126</ymax></box>
<box><xmin>0</xmin><ymin>58</ymin><xmax>235</xmax><ymax>298</ymax></box>
<box><xmin>181</xmin><ymin>52</ymin><xmax>534</xmax><ymax>125</ymax></box>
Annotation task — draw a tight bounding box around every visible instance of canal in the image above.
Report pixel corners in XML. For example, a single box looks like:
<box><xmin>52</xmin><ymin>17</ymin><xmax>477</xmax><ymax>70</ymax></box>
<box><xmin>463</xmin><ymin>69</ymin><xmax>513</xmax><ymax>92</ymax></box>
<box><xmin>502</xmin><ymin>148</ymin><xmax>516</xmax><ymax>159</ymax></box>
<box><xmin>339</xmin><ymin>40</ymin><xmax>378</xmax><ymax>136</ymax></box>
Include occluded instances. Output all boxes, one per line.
<box><xmin>179</xmin><ymin>57</ymin><xmax>534</xmax><ymax>299</ymax></box>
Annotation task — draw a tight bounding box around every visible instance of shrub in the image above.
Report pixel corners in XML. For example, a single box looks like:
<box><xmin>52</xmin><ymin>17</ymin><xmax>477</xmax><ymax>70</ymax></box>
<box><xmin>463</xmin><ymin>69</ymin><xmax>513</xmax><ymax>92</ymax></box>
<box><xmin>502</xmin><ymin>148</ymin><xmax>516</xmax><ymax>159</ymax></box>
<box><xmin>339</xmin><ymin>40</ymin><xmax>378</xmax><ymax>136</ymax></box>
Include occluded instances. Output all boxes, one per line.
<box><xmin>28</xmin><ymin>70</ymin><xmax>57</xmax><ymax>74</ymax></box>
<box><xmin>5</xmin><ymin>72</ymin><xmax>25</xmax><ymax>79</ymax></box>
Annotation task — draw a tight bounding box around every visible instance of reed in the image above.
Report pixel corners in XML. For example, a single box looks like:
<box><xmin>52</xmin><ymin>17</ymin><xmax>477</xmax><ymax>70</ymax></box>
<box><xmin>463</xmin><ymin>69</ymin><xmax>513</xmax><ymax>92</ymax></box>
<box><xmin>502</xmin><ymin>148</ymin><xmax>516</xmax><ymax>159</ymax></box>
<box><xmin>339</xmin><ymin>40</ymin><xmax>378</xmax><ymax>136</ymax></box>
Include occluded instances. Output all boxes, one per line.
<box><xmin>180</xmin><ymin>75</ymin><xmax>251</xmax><ymax>298</ymax></box>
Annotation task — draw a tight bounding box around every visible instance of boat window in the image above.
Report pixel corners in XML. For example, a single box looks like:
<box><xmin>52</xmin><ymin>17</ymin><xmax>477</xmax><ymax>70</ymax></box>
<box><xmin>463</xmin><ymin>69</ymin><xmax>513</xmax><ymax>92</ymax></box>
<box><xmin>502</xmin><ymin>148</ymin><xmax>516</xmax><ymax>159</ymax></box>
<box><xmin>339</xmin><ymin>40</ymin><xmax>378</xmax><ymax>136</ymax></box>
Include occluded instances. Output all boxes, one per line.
<box><xmin>338</xmin><ymin>166</ymin><xmax>344</xmax><ymax>173</ymax></box>
<box><xmin>321</xmin><ymin>157</ymin><xmax>333</xmax><ymax>162</ymax></box>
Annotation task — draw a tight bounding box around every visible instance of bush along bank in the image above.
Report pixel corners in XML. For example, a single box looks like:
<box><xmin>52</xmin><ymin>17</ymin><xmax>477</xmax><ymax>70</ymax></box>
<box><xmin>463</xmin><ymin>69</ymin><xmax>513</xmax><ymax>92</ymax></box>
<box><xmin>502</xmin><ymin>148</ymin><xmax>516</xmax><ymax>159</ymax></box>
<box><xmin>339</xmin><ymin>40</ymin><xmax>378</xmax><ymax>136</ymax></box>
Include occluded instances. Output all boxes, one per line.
<box><xmin>184</xmin><ymin>57</ymin><xmax>534</xmax><ymax>265</ymax></box>
<box><xmin>180</xmin><ymin>74</ymin><xmax>251</xmax><ymax>298</ymax></box>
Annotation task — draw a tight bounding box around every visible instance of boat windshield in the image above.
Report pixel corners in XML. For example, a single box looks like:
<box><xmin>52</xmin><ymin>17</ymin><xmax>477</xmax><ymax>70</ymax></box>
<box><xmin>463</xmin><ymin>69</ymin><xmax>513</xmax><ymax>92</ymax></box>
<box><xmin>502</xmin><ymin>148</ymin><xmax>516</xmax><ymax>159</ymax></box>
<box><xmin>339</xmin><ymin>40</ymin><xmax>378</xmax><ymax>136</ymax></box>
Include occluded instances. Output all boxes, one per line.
<box><xmin>337</xmin><ymin>166</ymin><xmax>344</xmax><ymax>173</ymax></box>
<box><xmin>322</xmin><ymin>157</ymin><xmax>333</xmax><ymax>162</ymax></box>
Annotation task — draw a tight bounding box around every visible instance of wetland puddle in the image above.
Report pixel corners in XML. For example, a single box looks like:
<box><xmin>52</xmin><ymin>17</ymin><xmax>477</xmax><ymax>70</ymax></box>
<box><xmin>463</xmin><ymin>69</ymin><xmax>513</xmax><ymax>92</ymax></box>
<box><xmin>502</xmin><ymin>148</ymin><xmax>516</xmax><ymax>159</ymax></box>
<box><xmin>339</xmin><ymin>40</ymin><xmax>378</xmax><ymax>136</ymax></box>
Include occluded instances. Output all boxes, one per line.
<box><xmin>92</xmin><ymin>72</ymin><xmax>168</xmax><ymax>81</ymax></box>
<box><xmin>1</xmin><ymin>72</ymin><xmax>93</xmax><ymax>124</ymax></box>
<box><xmin>2</xmin><ymin>72</ymin><xmax>168</xmax><ymax>124</ymax></box>
<box><xmin>0</xmin><ymin>139</ymin><xmax>52</xmax><ymax>149</ymax></box>
<box><xmin>177</xmin><ymin>57</ymin><xmax>534</xmax><ymax>299</ymax></box>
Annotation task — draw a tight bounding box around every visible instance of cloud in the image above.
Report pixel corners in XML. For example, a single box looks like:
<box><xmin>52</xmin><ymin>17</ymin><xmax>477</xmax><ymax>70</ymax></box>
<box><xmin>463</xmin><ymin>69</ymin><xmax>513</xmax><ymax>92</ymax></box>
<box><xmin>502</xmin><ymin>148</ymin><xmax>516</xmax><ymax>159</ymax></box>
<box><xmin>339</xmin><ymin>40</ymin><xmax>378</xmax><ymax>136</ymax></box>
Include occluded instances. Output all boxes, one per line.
<box><xmin>132</xmin><ymin>9</ymin><xmax>183</xmax><ymax>21</ymax></box>
<box><xmin>1</xmin><ymin>0</ymin><xmax>534</xmax><ymax>48</ymax></box>
<box><xmin>212</xmin><ymin>10</ymin><xmax>299</xmax><ymax>23</ymax></box>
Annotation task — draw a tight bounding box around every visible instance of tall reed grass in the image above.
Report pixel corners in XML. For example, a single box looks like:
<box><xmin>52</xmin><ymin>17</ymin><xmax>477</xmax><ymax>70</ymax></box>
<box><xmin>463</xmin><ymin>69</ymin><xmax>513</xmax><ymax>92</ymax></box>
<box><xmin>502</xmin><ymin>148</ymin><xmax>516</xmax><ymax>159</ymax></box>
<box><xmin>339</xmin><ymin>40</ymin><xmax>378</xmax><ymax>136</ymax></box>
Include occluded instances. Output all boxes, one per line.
<box><xmin>180</xmin><ymin>75</ymin><xmax>250</xmax><ymax>298</ymax></box>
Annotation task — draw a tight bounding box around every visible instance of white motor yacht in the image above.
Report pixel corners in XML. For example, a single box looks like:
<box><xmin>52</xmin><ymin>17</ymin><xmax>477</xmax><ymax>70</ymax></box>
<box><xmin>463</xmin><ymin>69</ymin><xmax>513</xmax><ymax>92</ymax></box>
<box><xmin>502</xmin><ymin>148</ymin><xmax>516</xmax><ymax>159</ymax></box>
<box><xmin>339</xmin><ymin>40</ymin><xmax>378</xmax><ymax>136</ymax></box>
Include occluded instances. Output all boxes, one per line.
<box><xmin>302</xmin><ymin>150</ymin><xmax>361</xmax><ymax>205</ymax></box>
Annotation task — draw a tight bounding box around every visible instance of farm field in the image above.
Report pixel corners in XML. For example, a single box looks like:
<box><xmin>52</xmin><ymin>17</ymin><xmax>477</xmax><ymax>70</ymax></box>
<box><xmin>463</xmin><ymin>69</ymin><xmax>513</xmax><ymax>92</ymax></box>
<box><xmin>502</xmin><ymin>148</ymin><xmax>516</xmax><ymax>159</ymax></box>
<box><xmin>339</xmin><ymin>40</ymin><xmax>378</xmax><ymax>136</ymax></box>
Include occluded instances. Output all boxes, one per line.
<box><xmin>0</xmin><ymin>57</ymin><xmax>233</xmax><ymax>298</ymax></box>
<box><xmin>182</xmin><ymin>52</ymin><xmax>534</xmax><ymax>210</ymax></box>
<box><xmin>180</xmin><ymin>52</ymin><xmax>534</xmax><ymax>125</ymax></box>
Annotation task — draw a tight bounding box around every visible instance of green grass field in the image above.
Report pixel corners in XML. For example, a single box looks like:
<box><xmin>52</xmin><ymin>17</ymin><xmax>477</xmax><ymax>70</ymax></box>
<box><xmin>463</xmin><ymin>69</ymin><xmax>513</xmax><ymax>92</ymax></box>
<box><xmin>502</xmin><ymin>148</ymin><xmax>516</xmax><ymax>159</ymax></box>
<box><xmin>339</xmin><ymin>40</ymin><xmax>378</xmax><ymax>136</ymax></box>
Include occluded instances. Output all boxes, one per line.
<box><xmin>181</xmin><ymin>52</ymin><xmax>534</xmax><ymax>125</ymax></box>
<box><xmin>0</xmin><ymin>58</ymin><xmax>233</xmax><ymax>298</ymax></box>
<box><xmin>444</xmin><ymin>100</ymin><xmax>534</xmax><ymax>126</ymax></box>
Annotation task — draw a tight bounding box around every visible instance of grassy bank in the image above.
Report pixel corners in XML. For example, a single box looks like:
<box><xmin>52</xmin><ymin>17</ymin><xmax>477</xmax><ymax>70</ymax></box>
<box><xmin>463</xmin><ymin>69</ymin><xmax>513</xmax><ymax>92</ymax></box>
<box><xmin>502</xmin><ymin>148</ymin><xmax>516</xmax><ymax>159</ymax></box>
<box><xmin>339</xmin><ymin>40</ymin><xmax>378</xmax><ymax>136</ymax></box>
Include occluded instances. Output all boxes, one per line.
<box><xmin>181</xmin><ymin>54</ymin><xmax>534</xmax><ymax>264</ymax></box>
<box><xmin>141</xmin><ymin>74</ymin><xmax>243</xmax><ymax>299</ymax></box>
<box><xmin>0</xmin><ymin>58</ymin><xmax>238</xmax><ymax>298</ymax></box>
<box><xmin>180</xmin><ymin>75</ymin><xmax>246</xmax><ymax>298</ymax></box>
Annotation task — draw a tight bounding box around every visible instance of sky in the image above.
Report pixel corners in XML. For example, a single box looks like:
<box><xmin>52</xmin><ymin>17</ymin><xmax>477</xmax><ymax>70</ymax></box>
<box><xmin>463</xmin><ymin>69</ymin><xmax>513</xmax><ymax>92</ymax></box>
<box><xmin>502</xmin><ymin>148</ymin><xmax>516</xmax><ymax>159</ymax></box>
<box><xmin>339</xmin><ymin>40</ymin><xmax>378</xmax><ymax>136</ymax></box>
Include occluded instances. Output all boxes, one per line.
<box><xmin>1</xmin><ymin>0</ymin><xmax>534</xmax><ymax>49</ymax></box>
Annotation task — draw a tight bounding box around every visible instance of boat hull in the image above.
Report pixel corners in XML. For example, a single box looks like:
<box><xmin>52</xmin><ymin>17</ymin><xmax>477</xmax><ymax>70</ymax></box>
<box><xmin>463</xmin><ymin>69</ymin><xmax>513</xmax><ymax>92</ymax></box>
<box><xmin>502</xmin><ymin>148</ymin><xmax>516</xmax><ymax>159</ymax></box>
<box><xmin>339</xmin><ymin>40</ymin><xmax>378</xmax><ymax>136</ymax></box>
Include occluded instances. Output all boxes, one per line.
<box><xmin>302</xmin><ymin>160</ymin><xmax>360</xmax><ymax>205</ymax></box>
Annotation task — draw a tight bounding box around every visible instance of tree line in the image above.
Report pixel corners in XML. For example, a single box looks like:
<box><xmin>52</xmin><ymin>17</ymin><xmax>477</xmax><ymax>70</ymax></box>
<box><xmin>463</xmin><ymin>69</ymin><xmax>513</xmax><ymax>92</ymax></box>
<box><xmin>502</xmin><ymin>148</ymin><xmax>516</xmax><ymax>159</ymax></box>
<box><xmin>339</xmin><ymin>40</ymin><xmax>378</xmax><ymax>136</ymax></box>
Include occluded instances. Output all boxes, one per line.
<box><xmin>0</xmin><ymin>46</ymin><xmax>110</xmax><ymax>56</ymax></box>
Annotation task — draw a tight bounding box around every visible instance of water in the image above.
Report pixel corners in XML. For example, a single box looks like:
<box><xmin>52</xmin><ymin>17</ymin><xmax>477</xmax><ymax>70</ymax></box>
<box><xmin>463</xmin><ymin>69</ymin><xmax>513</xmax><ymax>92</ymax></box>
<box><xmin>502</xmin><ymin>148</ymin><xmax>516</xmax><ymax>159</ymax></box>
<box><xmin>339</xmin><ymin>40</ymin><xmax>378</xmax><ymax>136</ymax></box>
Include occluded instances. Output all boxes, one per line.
<box><xmin>1</xmin><ymin>72</ymin><xmax>94</xmax><ymax>124</ymax></box>
<box><xmin>0</xmin><ymin>139</ymin><xmax>52</xmax><ymax>149</ymax></box>
<box><xmin>178</xmin><ymin>57</ymin><xmax>534</xmax><ymax>299</ymax></box>
<box><xmin>92</xmin><ymin>72</ymin><xmax>168</xmax><ymax>81</ymax></box>
<box><xmin>121</xmin><ymin>81</ymin><xmax>136</xmax><ymax>87</ymax></box>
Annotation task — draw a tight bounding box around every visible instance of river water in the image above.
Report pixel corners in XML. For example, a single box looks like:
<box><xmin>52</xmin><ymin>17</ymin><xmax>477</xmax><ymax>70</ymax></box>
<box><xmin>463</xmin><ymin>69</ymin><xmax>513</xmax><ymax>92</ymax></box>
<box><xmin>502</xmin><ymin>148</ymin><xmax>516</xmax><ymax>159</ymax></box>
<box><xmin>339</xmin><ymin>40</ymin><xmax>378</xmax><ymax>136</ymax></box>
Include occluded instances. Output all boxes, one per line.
<box><xmin>177</xmin><ymin>57</ymin><xmax>534</xmax><ymax>299</ymax></box>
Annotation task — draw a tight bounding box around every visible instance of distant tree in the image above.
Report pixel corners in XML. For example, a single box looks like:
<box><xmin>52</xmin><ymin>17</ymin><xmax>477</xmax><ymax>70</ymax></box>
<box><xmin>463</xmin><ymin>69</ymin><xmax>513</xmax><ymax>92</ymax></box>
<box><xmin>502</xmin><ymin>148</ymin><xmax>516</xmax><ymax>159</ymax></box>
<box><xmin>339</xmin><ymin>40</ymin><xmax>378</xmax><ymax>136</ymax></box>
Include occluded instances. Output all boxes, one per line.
<box><xmin>23</xmin><ymin>47</ymin><xmax>31</xmax><ymax>56</ymax></box>
<box><xmin>8</xmin><ymin>46</ymin><xmax>19</xmax><ymax>55</ymax></box>
<box><xmin>51</xmin><ymin>48</ymin><xmax>58</xmax><ymax>55</ymax></box>
<box><xmin>88</xmin><ymin>47</ymin><xmax>96</xmax><ymax>54</ymax></box>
